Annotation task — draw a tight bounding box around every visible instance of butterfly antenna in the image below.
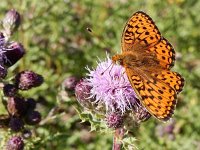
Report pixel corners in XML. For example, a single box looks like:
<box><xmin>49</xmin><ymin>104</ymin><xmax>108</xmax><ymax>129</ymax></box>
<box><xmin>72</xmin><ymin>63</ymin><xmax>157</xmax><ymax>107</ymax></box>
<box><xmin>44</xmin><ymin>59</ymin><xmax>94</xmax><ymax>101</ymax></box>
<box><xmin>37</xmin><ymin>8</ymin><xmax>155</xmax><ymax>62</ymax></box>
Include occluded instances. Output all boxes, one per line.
<box><xmin>86</xmin><ymin>27</ymin><xmax>92</xmax><ymax>33</ymax></box>
<box><xmin>108</xmin><ymin>63</ymin><xmax>114</xmax><ymax>76</ymax></box>
<box><xmin>87</xmin><ymin>27</ymin><xmax>100</xmax><ymax>38</ymax></box>
<box><xmin>101</xmin><ymin>62</ymin><xmax>114</xmax><ymax>76</ymax></box>
<box><xmin>86</xmin><ymin>27</ymin><xmax>101</xmax><ymax>40</ymax></box>
<box><xmin>121</xmin><ymin>70</ymin><xmax>126</xmax><ymax>82</ymax></box>
<box><xmin>87</xmin><ymin>27</ymin><xmax>114</xmax><ymax>75</ymax></box>
<box><xmin>86</xmin><ymin>27</ymin><xmax>108</xmax><ymax>47</ymax></box>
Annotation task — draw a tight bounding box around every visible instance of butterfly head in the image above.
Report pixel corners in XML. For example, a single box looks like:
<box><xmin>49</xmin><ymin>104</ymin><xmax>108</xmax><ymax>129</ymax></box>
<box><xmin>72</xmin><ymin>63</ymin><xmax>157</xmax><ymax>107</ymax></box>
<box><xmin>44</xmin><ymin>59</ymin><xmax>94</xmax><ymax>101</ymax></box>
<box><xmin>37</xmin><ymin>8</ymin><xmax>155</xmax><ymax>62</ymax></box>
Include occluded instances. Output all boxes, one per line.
<box><xmin>112</xmin><ymin>53</ymin><xmax>138</xmax><ymax>68</ymax></box>
<box><xmin>112</xmin><ymin>54</ymin><xmax>124</xmax><ymax>65</ymax></box>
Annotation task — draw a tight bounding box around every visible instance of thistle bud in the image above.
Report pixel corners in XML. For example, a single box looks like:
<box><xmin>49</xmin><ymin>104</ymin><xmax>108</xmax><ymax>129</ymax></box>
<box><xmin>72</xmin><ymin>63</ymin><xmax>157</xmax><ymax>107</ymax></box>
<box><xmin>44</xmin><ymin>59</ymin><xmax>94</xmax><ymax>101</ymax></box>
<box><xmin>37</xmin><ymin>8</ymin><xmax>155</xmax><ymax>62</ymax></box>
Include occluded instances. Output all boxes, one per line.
<box><xmin>25</xmin><ymin>110</ymin><xmax>41</xmax><ymax>125</ymax></box>
<box><xmin>156</xmin><ymin>120</ymin><xmax>176</xmax><ymax>140</ymax></box>
<box><xmin>25</xmin><ymin>98</ymin><xmax>36</xmax><ymax>111</ymax></box>
<box><xmin>6</xmin><ymin>136</ymin><xmax>24</xmax><ymax>150</ymax></box>
<box><xmin>3</xmin><ymin>84</ymin><xmax>18</xmax><ymax>97</ymax></box>
<box><xmin>22</xmin><ymin>129</ymin><xmax>32</xmax><ymax>139</ymax></box>
<box><xmin>134</xmin><ymin>107</ymin><xmax>151</xmax><ymax>123</ymax></box>
<box><xmin>0</xmin><ymin>114</ymin><xmax>10</xmax><ymax>128</ymax></box>
<box><xmin>106</xmin><ymin>113</ymin><xmax>124</xmax><ymax>129</ymax></box>
<box><xmin>132</xmin><ymin>98</ymin><xmax>151</xmax><ymax>123</ymax></box>
<box><xmin>4</xmin><ymin>42</ymin><xmax>25</xmax><ymax>67</ymax></box>
<box><xmin>7</xmin><ymin>97</ymin><xmax>27</xmax><ymax>117</ymax></box>
<box><xmin>2</xmin><ymin>9</ymin><xmax>21</xmax><ymax>37</ymax></box>
<box><xmin>0</xmin><ymin>32</ymin><xmax>5</xmax><ymax>44</ymax></box>
<box><xmin>15</xmin><ymin>70</ymin><xmax>43</xmax><ymax>90</ymax></box>
<box><xmin>62</xmin><ymin>76</ymin><xmax>78</xmax><ymax>91</ymax></box>
<box><xmin>0</xmin><ymin>32</ymin><xmax>5</xmax><ymax>38</ymax></box>
<box><xmin>9</xmin><ymin>117</ymin><xmax>24</xmax><ymax>132</ymax></box>
<box><xmin>75</xmin><ymin>79</ymin><xmax>94</xmax><ymax>108</ymax></box>
<box><xmin>0</xmin><ymin>65</ymin><xmax>7</xmax><ymax>79</ymax></box>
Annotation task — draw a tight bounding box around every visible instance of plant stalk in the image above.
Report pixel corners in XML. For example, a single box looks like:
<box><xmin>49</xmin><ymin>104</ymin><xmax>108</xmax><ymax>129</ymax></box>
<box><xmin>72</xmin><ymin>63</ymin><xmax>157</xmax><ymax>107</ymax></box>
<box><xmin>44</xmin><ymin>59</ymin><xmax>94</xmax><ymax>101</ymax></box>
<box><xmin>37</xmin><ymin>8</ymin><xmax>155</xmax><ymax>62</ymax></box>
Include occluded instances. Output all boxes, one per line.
<box><xmin>112</xmin><ymin>128</ymin><xmax>125</xmax><ymax>150</ymax></box>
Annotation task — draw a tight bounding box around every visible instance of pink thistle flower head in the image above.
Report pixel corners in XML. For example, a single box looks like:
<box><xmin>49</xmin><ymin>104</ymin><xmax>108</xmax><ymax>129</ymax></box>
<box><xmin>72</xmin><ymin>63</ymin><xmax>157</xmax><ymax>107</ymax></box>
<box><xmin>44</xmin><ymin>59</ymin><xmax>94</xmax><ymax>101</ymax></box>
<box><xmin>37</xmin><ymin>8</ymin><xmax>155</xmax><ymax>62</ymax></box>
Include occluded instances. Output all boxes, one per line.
<box><xmin>85</xmin><ymin>56</ymin><xmax>138</xmax><ymax>114</ymax></box>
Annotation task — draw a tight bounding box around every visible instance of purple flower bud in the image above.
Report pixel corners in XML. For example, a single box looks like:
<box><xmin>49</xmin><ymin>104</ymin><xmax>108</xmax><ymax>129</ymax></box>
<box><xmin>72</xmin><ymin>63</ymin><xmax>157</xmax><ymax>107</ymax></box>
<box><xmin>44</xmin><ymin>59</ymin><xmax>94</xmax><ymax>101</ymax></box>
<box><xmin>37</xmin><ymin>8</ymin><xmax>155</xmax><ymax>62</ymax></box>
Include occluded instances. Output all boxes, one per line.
<box><xmin>134</xmin><ymin>99</ymin><xmax>151</xmax><ymax>123</ymax></box>
<box><xmin>134</xmin><ymin>108</ymin><xmax>151</xmax><ymax>123</ymax></box>
<box><xmin>106</xmin><ymin>113</ymin><xmax>124</xmax><ymax>129</ymax></box>
<box><xmin>62</xmin><ymin>76</ymin><xmax>78</xmax><ymax>90</ymax></box>
<box><xmin>0</xmin><ymin>32</ymin><xmax>5</xmax><ymax>38</ymax></box>
<box><xmin>3</xmin><ymin>84</ymin><xmax>18</xmax><ymax>97</ymax></box>
<box><xmin>0</xmin><ymin>31</ymin><xmax>6</xmax><ymax>47</ymax></box>
<box><xmin>75</xmin><ymin>79</ymin><xmax>94</xmax><ymax>108</ymax></box>
<box><xmin>164</xmin><ymin>121</ymin><xmax>175</xmax><ymax>134</ymax></box>
<box><xmin>168</xmin><ymin>134</ymin><xmax>175</xmax><ymax>141</ymax></box>
<box><xmin>15</xmin><ymin>70</ymin><xmax>43</xmax><ymax>90</ymax></box>
<box><xmin>9</xmin><ymin>117</ymin><xmax>24</xmax><ymax>132</ymax></box>
<box><xmin>7</xmin><ymin>97</ymin><xmax>27</xmax><ymax>117</ymax></box>
<box><xmin>22</xmin><ymin>129</ymin><xmax>32</xmax><ymax>139</ymax></box>
<box><xmin>155</xmin><ymin>120</ymin><xmax>176</xmax><ymax>139</ymax></box>
<box><xmin>25</xmin><ymin>98</ymin><xmax>36</xmax><ymax>111</ymax></box>
<box><xmin>6</xmin><ymin>136</ymin><xmax>24</xmax><ymax>150</ymax></box>
<box><xmin>155</xmin><ymin>125</ymin><xmax>165</xmax><ymax>137</ymax></box>
<box><xmin>2</xmin><ymin>9</ymin><xmax>21</xmax><ymax>36</ymax></box>
<box><xmin>4</xmin><ymin>42</ymin><xmax>25</xmax><ymax>67</ymax></box>
<box><xmin>25</xmin><ymin>111</ymin><xmax>41</xmax><ymax>125</ymax></box>
<box><xmin>0</xmin><ymin>65</ymin><xmax>7</xmax><ymax>78</ymax></box>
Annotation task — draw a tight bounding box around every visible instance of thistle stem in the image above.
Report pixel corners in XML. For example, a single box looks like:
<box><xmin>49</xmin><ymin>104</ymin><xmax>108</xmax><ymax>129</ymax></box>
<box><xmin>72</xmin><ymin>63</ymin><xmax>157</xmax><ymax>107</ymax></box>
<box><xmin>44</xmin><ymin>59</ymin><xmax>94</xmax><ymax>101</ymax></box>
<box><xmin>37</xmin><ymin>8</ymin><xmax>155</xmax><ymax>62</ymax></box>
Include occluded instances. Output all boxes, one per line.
<box><xmin>112</xmin><ymin>128</ymin><xmax>125</xmax><ymax>150</ymax></box>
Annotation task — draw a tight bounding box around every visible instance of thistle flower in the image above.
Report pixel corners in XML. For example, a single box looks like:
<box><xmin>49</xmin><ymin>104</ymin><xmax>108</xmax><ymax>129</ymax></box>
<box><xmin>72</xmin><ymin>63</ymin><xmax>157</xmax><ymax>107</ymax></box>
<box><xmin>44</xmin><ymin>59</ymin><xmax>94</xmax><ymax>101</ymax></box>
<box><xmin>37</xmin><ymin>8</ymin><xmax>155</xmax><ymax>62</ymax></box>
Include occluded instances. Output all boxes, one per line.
<box><xmin>6</xmin><ymin>136</ymin><xmax>24</xmax><ymax>150</ymax></box>
<box><xmin>85</xmin><ymin>56</ymin><xmax>138</xmax><ymax>114</ymax></box>
<box><xmin>76</xmin><ymin>56</ymin><xmax>152</xmax><ymax>129</ymax></box>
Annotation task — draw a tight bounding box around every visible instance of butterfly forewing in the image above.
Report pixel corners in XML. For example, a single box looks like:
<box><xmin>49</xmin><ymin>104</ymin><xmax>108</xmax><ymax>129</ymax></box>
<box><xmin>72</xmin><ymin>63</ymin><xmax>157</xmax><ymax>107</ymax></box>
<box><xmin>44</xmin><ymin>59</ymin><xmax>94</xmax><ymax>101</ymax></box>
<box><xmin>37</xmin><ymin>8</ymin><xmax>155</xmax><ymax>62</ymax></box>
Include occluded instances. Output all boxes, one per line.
<box><xmin>121</xmin><ymin>11</ymin><xmax>161</xmax><ymax>52</ymax></box>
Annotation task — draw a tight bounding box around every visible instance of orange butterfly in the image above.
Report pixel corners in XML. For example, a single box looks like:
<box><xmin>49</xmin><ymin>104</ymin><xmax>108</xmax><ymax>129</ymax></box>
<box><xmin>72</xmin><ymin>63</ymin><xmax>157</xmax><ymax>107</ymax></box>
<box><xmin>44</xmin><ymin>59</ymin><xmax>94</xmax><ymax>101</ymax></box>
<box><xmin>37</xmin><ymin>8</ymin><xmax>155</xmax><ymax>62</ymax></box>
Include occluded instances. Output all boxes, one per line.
<box><xmin>112</xmin><ymin>11</ymin><xmax>184</xmax><ymax>121</ymax></box>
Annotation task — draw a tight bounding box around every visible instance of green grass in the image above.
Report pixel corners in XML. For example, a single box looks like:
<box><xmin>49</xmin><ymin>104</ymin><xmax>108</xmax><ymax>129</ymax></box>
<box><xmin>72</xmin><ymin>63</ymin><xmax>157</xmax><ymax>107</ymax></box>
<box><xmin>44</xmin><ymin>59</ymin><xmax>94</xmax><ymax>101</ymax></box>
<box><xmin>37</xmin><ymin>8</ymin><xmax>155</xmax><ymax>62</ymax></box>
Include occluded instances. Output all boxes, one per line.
<box><xmin>0</xmin><ymin>0</ymin><xmax>200</xmax><ymax>149</ymax></box>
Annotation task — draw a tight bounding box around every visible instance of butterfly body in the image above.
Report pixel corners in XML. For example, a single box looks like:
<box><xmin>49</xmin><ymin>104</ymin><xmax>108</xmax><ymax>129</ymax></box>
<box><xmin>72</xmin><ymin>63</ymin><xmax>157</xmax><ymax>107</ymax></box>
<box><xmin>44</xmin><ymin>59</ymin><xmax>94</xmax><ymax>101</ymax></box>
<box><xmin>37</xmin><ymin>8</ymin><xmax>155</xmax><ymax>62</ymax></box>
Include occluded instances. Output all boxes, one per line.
<box><xmin>112</xmin><ymin>51</ymin><xmax>160</xmax><ymax>69</ymax></box>
<box><xmin>112</xmin><ymin>11</ymin><xmax>184</xmax><ymax>121</ymax></box>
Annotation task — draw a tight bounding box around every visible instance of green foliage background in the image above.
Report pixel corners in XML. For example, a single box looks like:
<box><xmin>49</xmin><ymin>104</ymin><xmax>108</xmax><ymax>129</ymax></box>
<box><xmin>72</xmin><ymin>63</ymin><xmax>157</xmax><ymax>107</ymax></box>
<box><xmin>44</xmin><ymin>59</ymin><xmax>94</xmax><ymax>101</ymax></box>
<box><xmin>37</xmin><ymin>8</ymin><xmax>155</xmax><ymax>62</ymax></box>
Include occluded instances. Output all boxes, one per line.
<box><xmin>0</xmin><ymin>0</ymin><xmax>200</xmax><ymax>149</ymax></box>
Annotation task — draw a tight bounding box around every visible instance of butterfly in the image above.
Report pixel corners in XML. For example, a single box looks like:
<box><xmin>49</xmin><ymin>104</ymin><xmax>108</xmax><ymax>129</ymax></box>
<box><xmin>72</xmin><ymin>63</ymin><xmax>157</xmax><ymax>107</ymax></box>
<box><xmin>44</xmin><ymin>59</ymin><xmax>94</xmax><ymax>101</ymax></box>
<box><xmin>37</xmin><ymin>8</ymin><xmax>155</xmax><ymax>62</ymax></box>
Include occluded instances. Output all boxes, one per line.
<box><xmin>112</xmin><ymin>11</ymin><xmax>184</xmax><ymax>121</ymax></box>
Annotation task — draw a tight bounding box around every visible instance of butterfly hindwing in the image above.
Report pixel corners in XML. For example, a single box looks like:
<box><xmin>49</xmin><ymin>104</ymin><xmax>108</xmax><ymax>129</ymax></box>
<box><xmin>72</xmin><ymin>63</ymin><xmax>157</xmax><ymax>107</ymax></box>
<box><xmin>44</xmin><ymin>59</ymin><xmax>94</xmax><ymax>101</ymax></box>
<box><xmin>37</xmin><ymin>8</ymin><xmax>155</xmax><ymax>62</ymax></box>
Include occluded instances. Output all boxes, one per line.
<box><xmin>152</xmin><ymin>70</ymin><xmax>184</xmax><ymax>94</ymax></box>
<box><xmin>125</xmin><ymin>68</ymin><xmax>178</xmax><ymax>121</ymax></box>
<box><xmin>148</xmin><ymin>38</ymin><xmax>176</xmax><ymax>69</ymax></box>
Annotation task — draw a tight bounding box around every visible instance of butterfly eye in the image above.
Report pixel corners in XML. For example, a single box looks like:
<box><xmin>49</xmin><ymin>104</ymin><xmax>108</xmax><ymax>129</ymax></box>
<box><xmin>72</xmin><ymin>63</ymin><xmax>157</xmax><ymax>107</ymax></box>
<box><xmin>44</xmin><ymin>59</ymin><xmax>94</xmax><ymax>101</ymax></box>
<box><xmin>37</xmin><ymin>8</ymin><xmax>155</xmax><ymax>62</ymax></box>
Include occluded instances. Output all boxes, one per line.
<box><xmin>115</xmin><ymin>59</ymin><xmax>123</xmax><ymax>65</ymax></box>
